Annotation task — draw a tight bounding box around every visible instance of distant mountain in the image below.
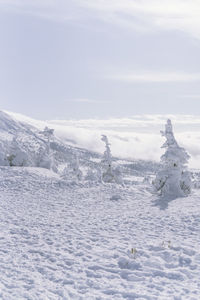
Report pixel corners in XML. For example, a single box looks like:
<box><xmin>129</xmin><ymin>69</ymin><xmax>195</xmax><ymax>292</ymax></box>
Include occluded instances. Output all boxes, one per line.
<box><xmin>0</xmin><ymin>111</ymin><xmax>102</xmax><ymax>170</ymax></box>
<box><xmin>0</xmin><ymin>110</ymin><xmax>159</xmax><ymax>177</ymax></box>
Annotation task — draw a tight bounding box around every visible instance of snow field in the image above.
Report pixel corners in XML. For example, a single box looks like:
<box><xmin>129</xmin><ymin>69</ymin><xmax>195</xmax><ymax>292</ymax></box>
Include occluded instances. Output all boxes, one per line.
<box><xmin>0</xmin><ymin>167</ymin><xmax>200</xmax><ymax>299</ymax></box>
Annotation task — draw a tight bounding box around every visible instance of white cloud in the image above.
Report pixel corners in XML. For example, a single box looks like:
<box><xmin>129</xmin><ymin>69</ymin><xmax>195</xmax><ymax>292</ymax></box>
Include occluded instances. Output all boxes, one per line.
<box><xmin>64</xmin><ymin>98</ymin><xmax>109</xmax><ymax>103</ymax></box>
<box><xmin>79</xmin><ymin>0</ymin><xmax>200</xmax><ymax>38</ymax></box>
<box><xmin>180</xmin><ymin>94</ymin><xmax>200</xmax><ymax>99</ymax></box>
<box><xmin>0</xmin><ymin>0</ymin><xmax>83</xmax><ymax>23</ymax></box>
<box><xmin>1</xmin><ymin>0</ymin><xmax>200</xmax><ymax>38</ymax></box>
<box><xmin>107</xmin><ymin>71</ymin><xmax>200</xmax><ymax>83</ymax></box>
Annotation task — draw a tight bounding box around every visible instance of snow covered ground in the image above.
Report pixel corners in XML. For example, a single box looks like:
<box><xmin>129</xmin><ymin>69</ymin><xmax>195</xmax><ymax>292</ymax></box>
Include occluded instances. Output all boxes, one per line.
<box><xmin>0</xmin><ymin>166</ymin><xmax>200</xmax><ymax>299</ymax></box>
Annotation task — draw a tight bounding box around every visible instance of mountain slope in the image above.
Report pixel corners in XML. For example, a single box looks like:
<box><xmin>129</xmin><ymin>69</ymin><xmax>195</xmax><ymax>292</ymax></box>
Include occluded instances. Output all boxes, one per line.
<box><xmin>0</xmin><ymin>110</ymin><xmax>101</xmax><ymax>170</ymax></box>
<box><xmin>0</xmin><ymin>110</ymin><xmax>159</xmax><ymax>175</ymax></box>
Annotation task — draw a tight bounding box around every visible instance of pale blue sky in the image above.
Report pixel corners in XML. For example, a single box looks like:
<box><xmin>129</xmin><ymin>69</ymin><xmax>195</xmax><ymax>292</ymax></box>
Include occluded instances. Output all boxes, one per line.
<box><xmin>0</xmin><ymin>0</ymin><xmax>200</xmax><ymax>119</ymax></box>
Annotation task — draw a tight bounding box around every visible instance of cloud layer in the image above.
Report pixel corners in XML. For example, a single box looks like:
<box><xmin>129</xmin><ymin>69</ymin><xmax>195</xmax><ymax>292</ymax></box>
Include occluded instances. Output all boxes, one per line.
<box><xmin>79</xmin><ymin>0</ymin><xmax>200</xmax><ymax>38</ymax></box>
<box><xmin>107</xmin><ymin>71</ymin><xmax>200</xmax><ymax>83</ymax></box>
<box><xmin>7</xmin><ymin>111</ymin><xmax>200</xmax><ymax>169</ymax></box>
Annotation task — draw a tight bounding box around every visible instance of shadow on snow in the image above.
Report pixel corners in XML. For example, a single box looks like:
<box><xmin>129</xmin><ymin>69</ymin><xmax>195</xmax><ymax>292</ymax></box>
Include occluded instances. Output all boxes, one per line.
<box><xmin>152</xmin><ymin>195</ymin><xmax>179</xmax><ymax>210</ymax></box>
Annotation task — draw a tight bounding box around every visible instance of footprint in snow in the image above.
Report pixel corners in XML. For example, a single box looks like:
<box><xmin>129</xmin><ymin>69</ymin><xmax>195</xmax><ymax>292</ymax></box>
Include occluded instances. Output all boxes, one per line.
<box><xmin>110</xmin><ymin>194</ymin><xmax>122</xmax><ymax>201</ymax></box>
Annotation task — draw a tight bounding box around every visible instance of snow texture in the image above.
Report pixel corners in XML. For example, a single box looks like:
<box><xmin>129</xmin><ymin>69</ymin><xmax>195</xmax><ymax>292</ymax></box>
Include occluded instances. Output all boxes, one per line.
<box><xmin>0</xmin><ymin>167</ymin><xmax>200</xmax><ymax>299</ymax></box>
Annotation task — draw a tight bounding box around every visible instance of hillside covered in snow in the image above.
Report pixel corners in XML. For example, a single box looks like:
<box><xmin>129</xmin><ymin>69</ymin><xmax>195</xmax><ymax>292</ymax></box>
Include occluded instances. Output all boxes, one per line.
<box><xmin>0</xmin><ymin>111</ymin><xmax>200</xmax><ymax>299</ymax></box>
<box><xmin>0</xmin><ymin>110</ymin><xmax>159</xmax><ymax>177</ymax></box>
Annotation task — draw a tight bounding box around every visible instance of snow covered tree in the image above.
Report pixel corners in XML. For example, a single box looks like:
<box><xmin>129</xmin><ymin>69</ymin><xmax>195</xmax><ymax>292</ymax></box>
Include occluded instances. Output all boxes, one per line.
<box><xmin>70</xmin><ymin>154</ymin><xmax>83</xmax><ymax>181</ymax></box>
<box><xmin>40</xmin><ymin>127</ymin><xmax>54</xmax><ymax>155</ymax></box>
<box><xmin>101</xmin><ymin>135</ymin><xmax>123</xmax><ymax>184</ymax></box>
<box><xmin>61</xmin><ymin>154</ymin><xmax>82</xmax><ymax>181</ymax></box>
<box><xmin>38</xmin><ymin>127</ymin><xmax>57</xmax><ymax>172</ymax></box>
<box><xmin>153</xmin><ymin>119</ymin><xmax>191</xmax><ymax>198</ymax></box>
<box><xmin>101</xmin><ymin>135</ymin><xmax>115</xmax><ymax>183</ymax></box>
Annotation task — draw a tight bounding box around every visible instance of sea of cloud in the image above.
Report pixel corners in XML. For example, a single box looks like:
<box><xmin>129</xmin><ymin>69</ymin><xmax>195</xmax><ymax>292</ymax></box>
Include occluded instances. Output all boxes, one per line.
<box><xmin>7</xmin><ymin>111</ymin><xmax>200</xmax><ymax>169</ymax></box>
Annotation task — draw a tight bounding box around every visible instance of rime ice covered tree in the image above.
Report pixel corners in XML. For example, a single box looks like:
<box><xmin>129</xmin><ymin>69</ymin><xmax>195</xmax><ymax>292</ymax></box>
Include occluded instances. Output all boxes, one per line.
<box><xmin>38</xmin><ymin>126</ymin><xmax>57</xmax><ymax>172</ymax></box>
<box><xmin>101</xmin><ymin>135</ymin><xmax>112</xmax><ymax>166</ymax></box>
<box><xmin>40</xmin><ymin>127</ymin><xmax>54</xmax><ymax>155</ymax></box>
<box><xmin>101</xmin><ymin>135</ymin><xmax>123</xmax><ymax>184</ymax></box>
<box><xmin>153</xmin><ymin>119</ymin><xmax>191</xmax><ymax>198</ymax></box>
<box><xmin>101</xmin><ymin>135</ymin><xmax>114</xmax><ymax>183</ymax></box>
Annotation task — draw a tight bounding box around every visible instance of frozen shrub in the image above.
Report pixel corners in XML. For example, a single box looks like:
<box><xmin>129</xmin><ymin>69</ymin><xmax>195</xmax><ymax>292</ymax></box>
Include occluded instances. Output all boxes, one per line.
<box><xmin>6</xmin><ymin>137</ymin><xmax>30</xmax><ymax>166</ymax></box>
<box><xmin>60</xmin><ymin>165</ymin><xmax>68</xmax><ymax>180</ymax></box>
<box><xmin>70</xmin><ymin>155</ymin><xmax>83</xmax><ymax>181</ymax></box>
<box><xmin>85</xmin><ymin>168</ymin><xmax>100</xmax><ymax>182</ymax></box>
<box><xmin>143</xmin><ymin>176</ymin><xmax>150</xmax><ymax>184</ymax></box>
<box><xmin>61</xmin><ymin>154</ymin><xmax>82</xmax><ymax>181</ymax></box>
